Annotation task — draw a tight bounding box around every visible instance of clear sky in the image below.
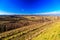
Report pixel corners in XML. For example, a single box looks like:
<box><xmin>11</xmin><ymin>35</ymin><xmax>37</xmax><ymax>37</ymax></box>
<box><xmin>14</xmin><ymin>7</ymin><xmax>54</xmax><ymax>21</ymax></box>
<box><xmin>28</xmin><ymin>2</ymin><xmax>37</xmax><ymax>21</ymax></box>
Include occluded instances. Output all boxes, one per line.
<box><xmin>0</xmin><ymin>0</ymin><xmax>60</xmax><ymax>15</ymax></box>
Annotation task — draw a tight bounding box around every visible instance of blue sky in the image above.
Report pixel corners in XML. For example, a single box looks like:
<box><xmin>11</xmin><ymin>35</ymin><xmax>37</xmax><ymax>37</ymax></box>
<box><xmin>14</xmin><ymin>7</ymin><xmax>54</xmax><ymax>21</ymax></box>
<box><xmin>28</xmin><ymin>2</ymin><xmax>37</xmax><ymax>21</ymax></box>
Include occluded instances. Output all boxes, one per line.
<box><xmin>0</xmin><ymin>0</ymin><xmax>60</xmax><ymax>15</ymax></box>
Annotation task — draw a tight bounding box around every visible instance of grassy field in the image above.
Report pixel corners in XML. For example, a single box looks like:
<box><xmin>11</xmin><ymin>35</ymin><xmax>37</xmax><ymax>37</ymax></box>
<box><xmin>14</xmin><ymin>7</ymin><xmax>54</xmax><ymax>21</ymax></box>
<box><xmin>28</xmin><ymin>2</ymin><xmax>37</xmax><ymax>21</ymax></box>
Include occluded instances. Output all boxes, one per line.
<box><xmin>0</xmin><ymin>22</ymin><xmax>51</xmax><ymax>40</ymax></box>
<box><xmin>0</xmin><ymin>16</ymin><xmax>60</xmax><ymax>40</ymax></box>
<box><xmin>32</xmin><ymin>21</ymin><xmax>60</xmax><ymax>40</ymax></box>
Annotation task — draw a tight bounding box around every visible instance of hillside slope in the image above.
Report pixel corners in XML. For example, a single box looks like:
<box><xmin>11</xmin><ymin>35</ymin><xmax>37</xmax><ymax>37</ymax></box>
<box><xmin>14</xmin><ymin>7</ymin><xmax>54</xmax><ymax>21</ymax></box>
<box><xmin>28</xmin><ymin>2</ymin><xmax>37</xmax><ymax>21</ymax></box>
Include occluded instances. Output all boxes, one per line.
<box><xmin>32</xmin><ymin>21</ymin><xmax>60</xmax><ymax>40</ymax></box>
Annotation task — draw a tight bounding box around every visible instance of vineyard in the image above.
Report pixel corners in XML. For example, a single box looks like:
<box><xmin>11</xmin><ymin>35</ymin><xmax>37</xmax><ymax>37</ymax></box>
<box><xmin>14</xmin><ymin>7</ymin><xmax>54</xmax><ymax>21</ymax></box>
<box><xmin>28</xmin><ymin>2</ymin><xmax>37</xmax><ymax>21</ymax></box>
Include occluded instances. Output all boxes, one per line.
<box><xmin>0</xmin><ymin>15</ymin><xmax>60</xmax><ymax>40</ymax></box>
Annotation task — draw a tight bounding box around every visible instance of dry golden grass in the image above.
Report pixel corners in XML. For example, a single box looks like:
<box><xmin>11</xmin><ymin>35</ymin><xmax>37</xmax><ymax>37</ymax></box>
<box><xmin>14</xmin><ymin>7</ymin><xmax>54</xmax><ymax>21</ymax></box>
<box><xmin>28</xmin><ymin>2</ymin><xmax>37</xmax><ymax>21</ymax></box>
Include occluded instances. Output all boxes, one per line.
<box><xmin>0</xmin><ymin>16</ymin><xmax>60</xmax><ymax>40</ymax></box>
<box><xmin>32</xmin><ymin>22</ymin><xmax>60</xmax><ymax>40</ymax></box>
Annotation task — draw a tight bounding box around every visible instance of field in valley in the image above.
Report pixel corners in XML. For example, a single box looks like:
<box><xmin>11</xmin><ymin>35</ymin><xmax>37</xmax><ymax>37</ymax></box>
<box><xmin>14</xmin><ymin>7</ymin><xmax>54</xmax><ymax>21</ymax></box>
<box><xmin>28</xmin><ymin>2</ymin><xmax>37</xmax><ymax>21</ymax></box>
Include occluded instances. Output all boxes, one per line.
<box><xmin>0</xmin><ymin>15</ymin><xmax>60</xmax><ymax>40</ymax></box>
